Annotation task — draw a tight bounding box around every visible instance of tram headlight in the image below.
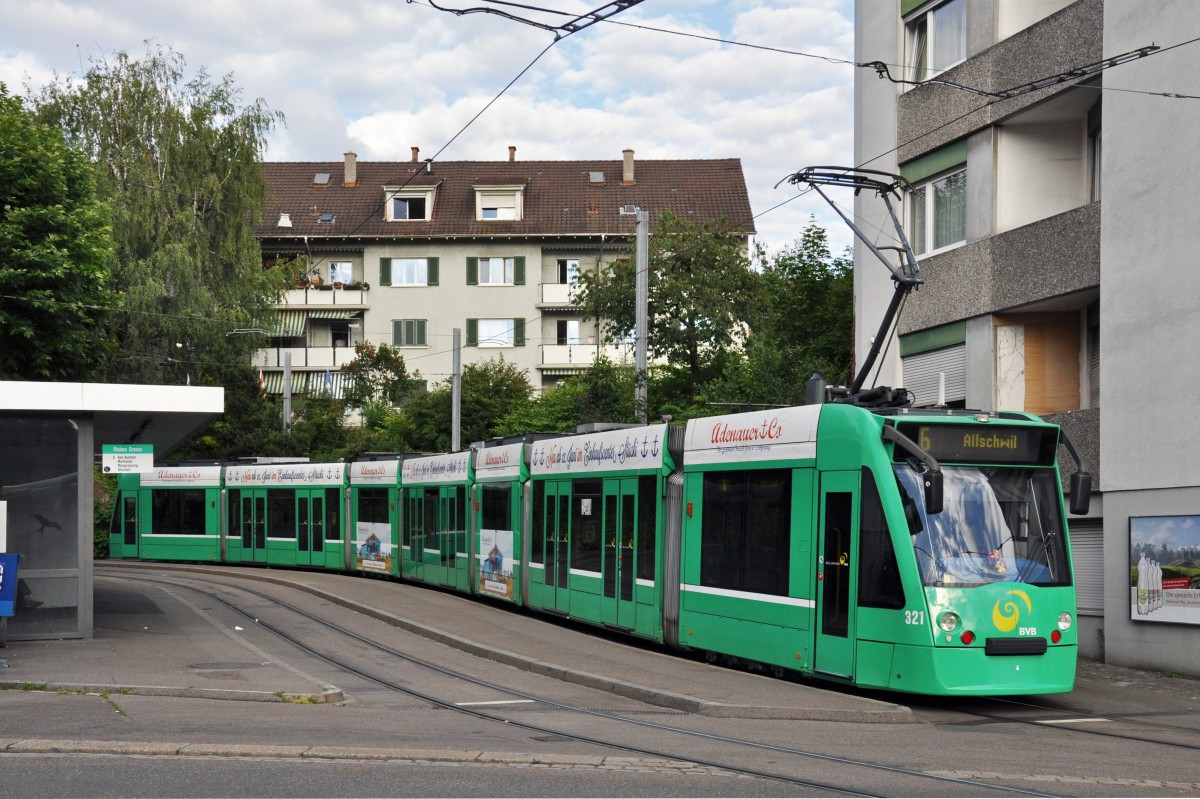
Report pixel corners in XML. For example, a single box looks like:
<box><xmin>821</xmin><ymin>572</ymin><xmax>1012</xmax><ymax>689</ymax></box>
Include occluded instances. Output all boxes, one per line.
<box><xmin>1058</xmin><ymin>612</ymin><xmax>1073</xmax><ymax>631</ymax></box>
<box><xmin>937</xmin><ymin>612</ymin><xmax>960</xmax><ymax>632</ymax></box>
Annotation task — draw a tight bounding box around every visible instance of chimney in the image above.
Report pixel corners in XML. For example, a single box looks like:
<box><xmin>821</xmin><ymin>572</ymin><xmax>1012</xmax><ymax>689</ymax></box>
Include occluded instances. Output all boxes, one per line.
<box><xmin>623</xmin><ymin>148</ymin><xmax>635</xmax><ymax>184</ymax></box>
<box><xmin>411</xmin><ymin>146</ymin><xmax>420</xmax><ymax>162</ymax></box>
<box><xmin>343</xmin><ymin>152</ymin><xmax>357</xmax><ymax>187</ymax></box>
<box><xmin>509</xmin><ymin>145</ymin><xmax>516</xmax><ymax>162</ymax></box>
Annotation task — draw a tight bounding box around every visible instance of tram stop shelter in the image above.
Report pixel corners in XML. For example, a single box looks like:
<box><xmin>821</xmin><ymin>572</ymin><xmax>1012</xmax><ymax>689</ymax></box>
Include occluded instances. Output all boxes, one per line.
<box><xmin>0</xmin><ymin>381</ymin><xmax>223</xmax><ymax>641</ymax></box>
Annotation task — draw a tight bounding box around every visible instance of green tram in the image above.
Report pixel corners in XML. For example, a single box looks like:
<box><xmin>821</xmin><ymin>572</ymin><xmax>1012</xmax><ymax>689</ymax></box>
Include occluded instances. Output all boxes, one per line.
<box><xmin>109</xmin><ymin>403</ymin><xmax>1084</xmax><ymax>696</ymax></box>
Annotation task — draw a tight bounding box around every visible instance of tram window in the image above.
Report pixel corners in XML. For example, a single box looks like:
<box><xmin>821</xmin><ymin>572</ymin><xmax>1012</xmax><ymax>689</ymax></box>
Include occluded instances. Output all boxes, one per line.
<box><xmin>532</xmin><ymin>482</ymin><xmax>546</xmax><ymax>564</ymax></box>
<box><xmin>700</xmin><ymin>469</ymin><xmax>791</xmax><ymax>597</ymax></box>
<box><xmin>482</xmin><ymin>483</ymin><xmax>512</xmax><ymax>532</ymax></box>
<box><xmin>857</xmin><ymin>469</ymin><xmax>905</xmax><ymax>610</ymax></box>
<box><xmin>637</xmin><ymin>475</ymin><xmax>657</xmax><ymax>582</ymax></box>
<box><xmin>151</xmin><ymin>489</ymin><xmax>208</xmax><ymax>535</ymax></box>
<box><xmin>456</xmin><ymin>485</ymin><xmax>468</xmax><ymax>555</ymax></box>
<box><xmin>423</xmin><ymin>488</ymin><xmax>439</xmax><ymax>540</ymax></box>
<box><xmin>822</xmin><ymin>492</ymin><xmax>852</xmax><ymax>638</ymax></box>
<box><xmin>228</xmin><ymin>489</ymin><xmax>241</xmax><ymax>537</ymax></box>
<box><xmin>325</xmin><ymin>488</ymin><xmax>341</xmax><ymax>540</ymax></box>
<box><xmin>571</xmin><ymin>479</ymin><xmax>602</xmax><ymax>572</ymax></box>
<box><xmin>267</xmin><ymin>489</ymin><xmax>295</xmax><ymax>538</ymax></box>
<box><xmin>358</xmin><ymin>488</ymin><xmax>389</xmax><ymax>525</ymax></box>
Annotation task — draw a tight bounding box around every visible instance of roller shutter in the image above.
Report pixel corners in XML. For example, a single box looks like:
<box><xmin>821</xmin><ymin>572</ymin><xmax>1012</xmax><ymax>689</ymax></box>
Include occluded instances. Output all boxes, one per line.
<box><xmin>1070</xmin><ymin>519</ymin><xmax>1104</xmax><ymax>614</ymax></box>
<box><xmin>901</xmin><ymin>344</ymin><xmax>965</xmax><ymax>406</ymax></box>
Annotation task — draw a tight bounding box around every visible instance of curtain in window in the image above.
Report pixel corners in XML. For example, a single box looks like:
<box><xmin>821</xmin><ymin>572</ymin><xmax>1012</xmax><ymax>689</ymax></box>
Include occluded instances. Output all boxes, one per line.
<box><xmin>933</xmin><ymin>171</ymin><xmax>966</xmax><ymax>250</ymax></box>
<box><xmin>932</xmin><ymin>0</ymin><xmax>966</xmax><ymax>72</ymax></box>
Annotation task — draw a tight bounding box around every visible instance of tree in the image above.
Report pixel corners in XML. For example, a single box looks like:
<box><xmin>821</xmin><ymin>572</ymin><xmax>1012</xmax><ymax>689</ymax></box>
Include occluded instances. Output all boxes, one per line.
<box><xmin>573</xmin><ymin>210</ymin><xmax>758</xmax><ymax>402</ymax></box>
<box><xmin>0</xmin><ymin>84</ymin><xmax>120</xmax><ymax>380</ymax></box>
<box><xmin>341</xmin><ymin>342</ymin><xmax>421</xmax><ymax>407</ymax></box>
<box><xmin>30</xmin><ymin>45</ymin><xmax>286</xmax><ymax>385</ymax></box>
<box><xmin>493</xmin><ymin>356</ymin><xmax>640</xmax><ymax>436</ymax></box>
<box><xmin>406</xmin><ymin>357</ymin><xmax>534</xmax><ymax>451</ymax></box>
<box><xmin>702</xmin><ymin>220</ymin><xmax>853</xmax><ymax>407</ymax></box>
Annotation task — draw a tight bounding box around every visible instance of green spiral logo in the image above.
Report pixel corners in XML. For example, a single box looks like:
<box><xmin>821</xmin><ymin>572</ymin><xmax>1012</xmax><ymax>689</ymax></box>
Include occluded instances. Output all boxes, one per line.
<box><xmin>992</xmin><ymin>590</ymin><xmax>1032</xmax><ymax>632</ymax></box>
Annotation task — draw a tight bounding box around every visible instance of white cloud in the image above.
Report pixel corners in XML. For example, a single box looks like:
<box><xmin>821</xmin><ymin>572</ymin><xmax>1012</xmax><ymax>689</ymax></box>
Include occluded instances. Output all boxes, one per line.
<box><xmin>0</xmin><ymin>0</ymin><xmax>858</xmax><ymax>251</ymax></box>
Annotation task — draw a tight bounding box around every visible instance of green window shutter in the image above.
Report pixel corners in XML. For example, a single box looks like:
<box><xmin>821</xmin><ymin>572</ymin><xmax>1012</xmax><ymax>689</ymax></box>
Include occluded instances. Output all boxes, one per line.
<box><xmin>392</xmin><ymin>320</ymin><xmax>403</xmax><ymax>346</ymax></box>
<box><xmin>380</xmin><ymin>257</ymin><xmax>392</xmax><ymax>286</ymax></box>
<box><xmin>416</xmin><ymin>320</ymin><xmax>427</xmax><ymax>347</ymax></box>
<box><xmin>900</xmin><ymin>140</ymin><xmax>968</xmax><ymax>186</ymax></box>
<box><xmin>466</xmin><ymin>257</ymin><xmax>478</xmax><ymax>285</ymax></box>
<box><xmin>513</xmin><ymin>317</ymin><xmax>525</xmax><ymax>347</ymax></box>
<box><xmin>427</xmin><ymin>257</ymin><xmax>439</xmax><ymax>286</ymax></box>
<box><xmin>466</xmin><ymin>318</ymin><xmax>478</xmax><ymax>346</ymax></box>
<box><xmin>514</xmin><ymin>256</ymin><xmax>525</xmax><ymax>285</ymax></box>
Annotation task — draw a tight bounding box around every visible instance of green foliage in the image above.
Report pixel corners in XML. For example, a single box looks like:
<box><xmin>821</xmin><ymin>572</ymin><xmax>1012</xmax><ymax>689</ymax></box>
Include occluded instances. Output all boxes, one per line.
<box><xmin>0</xmin><ymin>84</ymin><xmax>120</xmax><ymax>380</ymax></box>
<box><xmin>30</xmin><ymin>45</ymin><xmax>286</xmax><ymax>385</ymax></box>
<box><xmin>93</xmin><ymin>467</ymin><xmax>118</xmax><ymax>559</ymax></box>
<box><xmin>574</xmin><ymin>210</ymin><xmax>758</xmax><ymax>402</ymax></box>
<box><xmin>701</xmin><ymin>220</ymin><xmax>854</xmax><ymax>408</ymax></box>
<box><xmin>494</xmin><ymin>357</ymin><xmax>640</xmax><ymax>436</ymax></box>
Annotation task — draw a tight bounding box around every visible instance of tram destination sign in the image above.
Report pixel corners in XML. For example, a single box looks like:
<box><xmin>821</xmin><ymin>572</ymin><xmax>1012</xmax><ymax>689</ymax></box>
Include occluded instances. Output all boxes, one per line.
<box><xmin>894</xmin><ymin>423</ymin><xmax>1057</xmax><ymax>465</ymax></box>
<box><xmin>101</xmin><ymin>444</ymin><xmax>154</xmax><ymax>473</ymax></box>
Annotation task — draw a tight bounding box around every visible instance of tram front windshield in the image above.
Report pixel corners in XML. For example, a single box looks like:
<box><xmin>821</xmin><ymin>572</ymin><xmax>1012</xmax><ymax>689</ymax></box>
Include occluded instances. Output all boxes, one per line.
<box><xmin>894</xmin><ymin>466</ymin><xmax>1070</xmax><ymax>588</ymax></box>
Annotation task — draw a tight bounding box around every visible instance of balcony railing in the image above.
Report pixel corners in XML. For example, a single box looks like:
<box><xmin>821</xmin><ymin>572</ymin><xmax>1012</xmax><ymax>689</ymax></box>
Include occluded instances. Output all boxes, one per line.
<box><xmin>540</xmin><ymin>343</ymin><xmax>633</xmax><ymax>369</ymax></box>
<box><xmin>252</xmin><ymin>346</ymin><xmax>360</xmax><ymax>369</ymax></box>
<box><xmin>280</xmin><ymin>287</ymin><xmax>369</xmax><ymax>306</ymax></box>
<box><xmin>540</xmin><ymin>283</ymin><xmax>582</xmax><ymax>307</ymax></box>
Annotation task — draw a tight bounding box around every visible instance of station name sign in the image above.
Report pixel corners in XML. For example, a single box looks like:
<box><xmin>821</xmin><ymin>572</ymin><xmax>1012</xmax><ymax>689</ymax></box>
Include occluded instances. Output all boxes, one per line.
<box><xmin>101</xmin><ymin>444</ymin><xmax>154</xmax><ymax>474</ymax></box>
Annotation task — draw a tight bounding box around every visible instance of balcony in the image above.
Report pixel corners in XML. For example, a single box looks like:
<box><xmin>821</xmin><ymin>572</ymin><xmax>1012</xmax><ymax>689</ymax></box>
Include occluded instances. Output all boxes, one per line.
<box><xmin>539</xmin><ymin>343</ymin><xmax>634</xmax><ymax>374</ymax></box>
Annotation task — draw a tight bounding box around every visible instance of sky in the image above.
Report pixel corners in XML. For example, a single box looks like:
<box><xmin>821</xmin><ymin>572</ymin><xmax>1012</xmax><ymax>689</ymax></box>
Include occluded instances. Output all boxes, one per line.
<box><xmin>0</xmin><ymin>0</ymin><xmax>858</xmax><ymax>254</ymax></box>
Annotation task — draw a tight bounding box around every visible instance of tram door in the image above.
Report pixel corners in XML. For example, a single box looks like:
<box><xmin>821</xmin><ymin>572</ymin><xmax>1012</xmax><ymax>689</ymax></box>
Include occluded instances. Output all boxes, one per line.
<box><xmin>542</xmin><ymin>481</ymin><xmax>571</xmax><ymax>613</ymax></box>
<box><xmin>814</xmin><ymin>472</ymin><xmax>858</xmax><ymax>679</ymax></box>
<box><xmin>437</xmin><ymin>487</ymin><xmax>461</xmax><ymax>588</ymax></box>
<box><xmin>295</xmin><ymin>491</ymin><xmax>325</xmax><ymax>567</ymax></box>
<box><xmin>406</xmin><ymin>490</ymin><xmax>427</xmax><ymax>581</ymax></box>
<box><xmin>601</xmin><ymin>479</ymin><xmax>638</xmax><ymax>630</ymax></box>
<box><xmin>239</xmin><ymin>492</ymin><xmax>268</xmax><ymax>563</ymax></box>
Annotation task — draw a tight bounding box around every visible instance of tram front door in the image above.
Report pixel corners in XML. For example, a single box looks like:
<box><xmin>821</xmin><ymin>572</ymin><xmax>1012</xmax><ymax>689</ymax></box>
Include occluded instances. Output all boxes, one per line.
<box><xmin>601</xmin><ymin>478</ymin><xmax>637</xmax><ymax>630</ymax></box>
<box><xmin>542</xmin><ymin>482</ymin><xmax>570</xmax><ymax>614</ymax></box>
<box><xmin>814</xmin><ymin>471</ymin><xmax>858</xmax><ymax>679</ymax></box>
<box><xmin>120</xmin><ymin>494</ymin><xmax>138</xmax><ymax>558</ymax></box>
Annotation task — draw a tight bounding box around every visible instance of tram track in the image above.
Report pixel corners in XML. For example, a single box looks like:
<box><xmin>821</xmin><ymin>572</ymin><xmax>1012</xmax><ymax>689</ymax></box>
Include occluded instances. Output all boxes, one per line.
<box><xmin>106</xmin><ymin>567</ymin><xmax>1057</xmax><ymax>799</ymax></box>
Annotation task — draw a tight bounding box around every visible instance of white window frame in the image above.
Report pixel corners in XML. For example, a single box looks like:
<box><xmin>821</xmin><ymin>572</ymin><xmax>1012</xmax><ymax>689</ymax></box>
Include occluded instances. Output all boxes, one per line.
<box><xmin>906</xmin><ymin>0</ymin><xmax>967</xmax><ymax>84</ymax></box>
<box><xmin>908</xmin><ymin>166</ymin><xmax>967</xmax><ymax>256</ymax></box>
<box><xmin>329</xmin><ymin>261</ymin><xmax>353</xmax><ymax>285</ymax></box>
<box><xmin>475</xmin><ymin>185</ymin><xmax>524</xmax><ymax>221</ymax></box>
<box><xmin>478</xmin><ymin>257</ymin><xmax>516</xmax><ymax>286</ymax></box>
<box><xmin>385</xmin><ymin>187</ymin><xmax>435</xmax><ymax>221</ymax></box>
<box><xmin>477</xmin><ymin>319</ymin><xmax>514</xmax><ymax>348</ymax></box>
<box><xmin>557</xmin><ymin>258</ymin><xmax>581</xmax><ymax>286</ymax></box>
<box><xmin>390</xmin><ymin>258</ymin><xmax>429</xmax><ymax>287</ymax></box>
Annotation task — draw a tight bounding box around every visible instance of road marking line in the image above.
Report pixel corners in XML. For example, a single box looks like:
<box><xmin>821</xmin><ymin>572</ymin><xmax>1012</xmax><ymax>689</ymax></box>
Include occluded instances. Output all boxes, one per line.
<box><xmin>1034</xmin><ymin>717</ymin><xmax>1110</xmax><ymax>724</ymax></box>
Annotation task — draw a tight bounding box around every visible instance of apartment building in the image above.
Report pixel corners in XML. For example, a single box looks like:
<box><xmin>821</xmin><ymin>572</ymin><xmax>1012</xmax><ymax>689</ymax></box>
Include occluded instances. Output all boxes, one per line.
<box><xmin>855</xmin><ymin>0</ymin><xmax>1200</xmax><ymax>671</ymax></box>
<box><xmin>254</xmin><ymin>149</ymin><xmax>754</xmax><ymax>397</ymax></box>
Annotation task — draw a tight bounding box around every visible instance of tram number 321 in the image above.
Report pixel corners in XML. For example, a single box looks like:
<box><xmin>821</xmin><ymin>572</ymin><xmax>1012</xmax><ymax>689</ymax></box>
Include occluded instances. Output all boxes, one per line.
<box><xmin>905</xmin><ymin>610</ymin><xmax>926</xmax><ymax>626</ymax></box>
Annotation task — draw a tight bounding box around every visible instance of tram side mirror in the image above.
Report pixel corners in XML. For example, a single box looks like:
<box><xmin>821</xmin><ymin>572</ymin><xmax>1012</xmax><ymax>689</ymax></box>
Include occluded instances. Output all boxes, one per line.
<box><xmin>1069</xmin><ymin>471</ymin><xmax>1092</xmax><ymax>515</ymax></box>
<box><xmin>923</xmin><ymin>470</ymin><xmax>943</xmax><ymax>515</ymax></box>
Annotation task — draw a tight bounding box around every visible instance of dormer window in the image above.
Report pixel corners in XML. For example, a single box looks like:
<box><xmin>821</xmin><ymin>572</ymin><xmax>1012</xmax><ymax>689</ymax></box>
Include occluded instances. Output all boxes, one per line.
<box><xmin>385</xmin><ymin>187</ymin><xmax>435</xmax><ymax>221</ymax></box>
<box><xmin>475</xmin><ymin>185</ymin><xmax>524</xmax><ymax>221</ymax></box>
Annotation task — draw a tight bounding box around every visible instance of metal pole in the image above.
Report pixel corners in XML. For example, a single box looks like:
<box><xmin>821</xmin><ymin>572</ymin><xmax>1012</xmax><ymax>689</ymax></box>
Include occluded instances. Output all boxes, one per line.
<box><xmin>452</xmin><ymin>328</ymin><xmax>462</xmax><ymax>451</ymax></box>
<box><xmin>283</xmin><ymin>352</ymin><xmax>292</xmax><ymax>431</ymax></box>
<box><xmin>635</xmin><ymin>208</ymin><xmax>649</xmax><ymax>424</ymax></box>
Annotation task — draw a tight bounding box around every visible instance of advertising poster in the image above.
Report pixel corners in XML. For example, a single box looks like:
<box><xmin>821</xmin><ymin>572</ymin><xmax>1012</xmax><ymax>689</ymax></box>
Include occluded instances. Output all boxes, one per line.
<box><xmin>478</xmin><ymin>527</ymin><xmax>514</xmax><ymax>600</ymax></box>
<box><xmin>1130</xmin><ymin>515</ymin><xmax>1200</xmax><ymax>624</ymax></box>
<box><xmin>356</xmin><ymin>521</ymin><xmax>392</xmax><ymax>573</ymax></box>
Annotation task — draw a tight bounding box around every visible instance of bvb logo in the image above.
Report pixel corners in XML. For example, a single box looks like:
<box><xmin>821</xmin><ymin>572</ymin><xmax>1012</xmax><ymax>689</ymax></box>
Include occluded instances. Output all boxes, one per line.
<box><xmin>992</xmin><ymin>590</ymin><xmax>1032</xmax><ymax>632</ymax></box>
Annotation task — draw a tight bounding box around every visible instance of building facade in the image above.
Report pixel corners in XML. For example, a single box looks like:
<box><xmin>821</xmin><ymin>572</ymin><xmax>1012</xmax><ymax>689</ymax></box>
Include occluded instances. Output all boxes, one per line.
<box><xmin>855</xmin><ymin>0</ymin><xmax>1200</xmax><ymax>670</ymax></box>
<box><xmin>255</xmin><ymin>149</ymin><xmax>754</xmax><ymax>396</ymax></box>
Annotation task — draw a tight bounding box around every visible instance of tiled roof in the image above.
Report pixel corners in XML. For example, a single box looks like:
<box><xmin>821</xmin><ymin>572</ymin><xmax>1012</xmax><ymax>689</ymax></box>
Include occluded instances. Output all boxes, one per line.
<box><xmin>258</xmin><ymin>156</ymin><xmax>756</xmax><ymax>241</ymax></box>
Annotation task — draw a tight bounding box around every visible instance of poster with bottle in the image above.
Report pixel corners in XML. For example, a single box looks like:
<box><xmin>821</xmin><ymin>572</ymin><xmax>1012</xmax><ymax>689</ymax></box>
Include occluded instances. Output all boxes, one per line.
<box><xmin>1130</xmin><ymin>516</ymin><xmax>1200</xmax><ymax>624</ymax></box>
